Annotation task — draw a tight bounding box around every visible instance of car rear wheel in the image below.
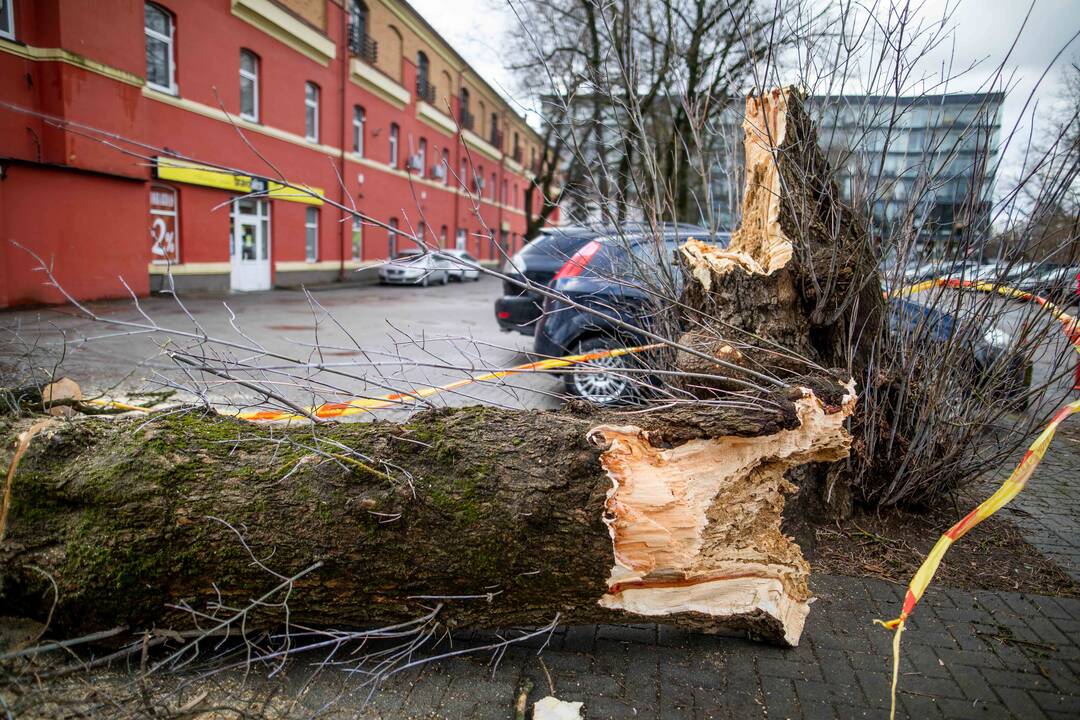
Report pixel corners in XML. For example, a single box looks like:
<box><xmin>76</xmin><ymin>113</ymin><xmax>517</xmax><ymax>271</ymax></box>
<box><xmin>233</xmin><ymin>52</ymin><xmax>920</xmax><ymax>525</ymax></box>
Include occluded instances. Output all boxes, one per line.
<box><xmin>564</xmin><ymin>336</ymin><xmax>636</xmax><ymax>406</ymax></box>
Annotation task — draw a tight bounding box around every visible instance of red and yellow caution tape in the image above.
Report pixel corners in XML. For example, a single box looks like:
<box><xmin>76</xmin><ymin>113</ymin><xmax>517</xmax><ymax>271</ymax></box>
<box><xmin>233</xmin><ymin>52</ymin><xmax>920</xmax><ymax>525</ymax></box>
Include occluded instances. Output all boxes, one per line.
<box><xmin>83</xmin><ymin>399</ymin><xmax>154</xmax><ymax>413</ymax></box>
<box><xmin>234</xmin><ymin>343</ymin><xmax>662</xmax><ymax>422</ymax></box>
<box><xmin>876</xmin><ymin>277</ymin><xmax>1080</xmax><ymax>719</ymax></box>
<box><xmin>892</xmin><ymin>277</ymin><xmax>1080</xmax><ymax>352</ymax></box>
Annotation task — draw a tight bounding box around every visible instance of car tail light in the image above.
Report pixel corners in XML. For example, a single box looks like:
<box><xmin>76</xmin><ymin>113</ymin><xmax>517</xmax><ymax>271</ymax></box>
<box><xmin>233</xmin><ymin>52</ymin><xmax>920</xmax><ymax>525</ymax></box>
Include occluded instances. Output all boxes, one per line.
<box><xmin>553</xmin><ymin>240</ymin><xmax>600</xmax><ymax>280</ymax></box>
<box><xmin>497</xmin><ymin>311</ymin><xmax>511</xmax><ymax>319</ymax></box>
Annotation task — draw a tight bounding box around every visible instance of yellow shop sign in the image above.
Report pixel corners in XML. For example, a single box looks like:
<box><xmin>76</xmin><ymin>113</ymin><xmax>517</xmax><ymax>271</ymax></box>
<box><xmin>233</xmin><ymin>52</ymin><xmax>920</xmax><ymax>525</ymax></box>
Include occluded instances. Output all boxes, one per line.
<box><xmin>154</xmin><ymin>158</ymin><xmax>324</xmax><ymax>205</ymax></box>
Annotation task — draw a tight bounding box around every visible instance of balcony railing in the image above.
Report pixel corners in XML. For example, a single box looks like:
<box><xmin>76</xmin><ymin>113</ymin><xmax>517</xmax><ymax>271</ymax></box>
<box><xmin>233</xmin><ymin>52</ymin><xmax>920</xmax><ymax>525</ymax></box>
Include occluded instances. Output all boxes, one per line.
<box><xmin>460</xmin><ymin>109</ymin><xmax>474</xmax><ymax>131</ymax></box>
<box><xmin>416</xmin><ymin>78</ymin><xmax>435</xmax><ymax>104</ymax></box>
<box><xmin>348</xmin><ymin>25</ymin><xmax>378</xmax><ymax>64</ymax></box>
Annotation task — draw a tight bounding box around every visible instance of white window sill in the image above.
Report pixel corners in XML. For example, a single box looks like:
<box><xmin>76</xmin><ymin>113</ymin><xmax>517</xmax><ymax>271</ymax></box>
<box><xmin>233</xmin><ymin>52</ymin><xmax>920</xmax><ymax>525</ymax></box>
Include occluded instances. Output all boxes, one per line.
<box><xmin>147</xmin><ymin>82</ymin><xmax>178</xmax><ymax>96</ymax></box>
<box><xmin>240</xmin><ymin>113</ymin><xmax>259</xmax><ymax>123</ymax></box>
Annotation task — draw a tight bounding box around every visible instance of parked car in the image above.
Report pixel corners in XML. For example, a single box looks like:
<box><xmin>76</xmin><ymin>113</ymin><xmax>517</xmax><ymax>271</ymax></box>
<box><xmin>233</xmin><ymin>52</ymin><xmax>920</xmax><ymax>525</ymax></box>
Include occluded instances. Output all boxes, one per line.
<box><xmin>377</xmin><ymin>251</ymin><xmax>451</xmax><ymax>286</ymax></box>
<box><xmin>441</xmin><ymin>248</ymin><xmax>482</xmax><ymax>282</ymax></box>
<box><xmin>494</xmin><ymin>226</ymin><xmax>609</xmax><ymax>335</ymax></box>
<box><xmin>888</xmin><ymin>297</ymin><xmax>1032</xmax><ymax>404</ymax></box>
<box><xmin>536</xmin><ymin>232</ymin><xmax>1028</xmax><ymax>406</ymax></box>
<box><xmin>532</xmin><ymin>226</ymin><xmax>716</xmax><ymax>404</ymax></box>
<box><xmin>1014</xmin><ymin>264</ymin><xmax>1080</xmax><ymax>304</ymax></box>
<box><xmin>495</xmin><ymin>224</ymin><xmax>712</xmax><ymax>335</ymax></box>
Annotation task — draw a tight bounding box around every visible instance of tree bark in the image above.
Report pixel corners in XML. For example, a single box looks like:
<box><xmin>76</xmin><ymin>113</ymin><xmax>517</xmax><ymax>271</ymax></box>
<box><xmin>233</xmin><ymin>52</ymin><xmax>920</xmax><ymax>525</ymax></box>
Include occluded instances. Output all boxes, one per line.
<box><xmin>2</xmin><ymin>382</ymin><xmax>851</xmax><ymax>648</ymax></box>
<box><xmin>1</xmin><ymin>88</ymin><xmax>876</xmax><ymax>648</ymax></box>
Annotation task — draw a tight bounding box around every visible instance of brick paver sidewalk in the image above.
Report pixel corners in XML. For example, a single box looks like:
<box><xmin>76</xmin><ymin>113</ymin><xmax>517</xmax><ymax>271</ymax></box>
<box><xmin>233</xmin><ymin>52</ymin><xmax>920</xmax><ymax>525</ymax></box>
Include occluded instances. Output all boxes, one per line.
<box><xmin>998</xmin><ymin>425</ymin><xmax>1080</xmax><ymax>582</ymax></box>
<box><xmin>335</xmin><ymin>576</ymin><xmax>1078</xmax><ymax>719</ymax></box>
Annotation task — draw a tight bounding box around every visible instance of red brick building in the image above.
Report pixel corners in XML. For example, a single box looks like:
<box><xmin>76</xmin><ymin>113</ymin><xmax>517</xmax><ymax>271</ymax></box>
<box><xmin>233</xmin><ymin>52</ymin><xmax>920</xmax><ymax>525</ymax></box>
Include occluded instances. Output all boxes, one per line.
<box><xmin>0</xmin><ymin>0</ymin><xmax>552</xmax><ymax>307</ymax></box>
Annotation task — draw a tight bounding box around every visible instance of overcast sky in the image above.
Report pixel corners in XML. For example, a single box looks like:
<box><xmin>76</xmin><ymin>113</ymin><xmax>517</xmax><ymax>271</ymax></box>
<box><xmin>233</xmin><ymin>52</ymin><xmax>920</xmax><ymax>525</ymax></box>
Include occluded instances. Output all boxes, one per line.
<box><xmin>408</xmin><ymin>0</ymin><xmax>1080</xmax><ymax>171</ymax></box>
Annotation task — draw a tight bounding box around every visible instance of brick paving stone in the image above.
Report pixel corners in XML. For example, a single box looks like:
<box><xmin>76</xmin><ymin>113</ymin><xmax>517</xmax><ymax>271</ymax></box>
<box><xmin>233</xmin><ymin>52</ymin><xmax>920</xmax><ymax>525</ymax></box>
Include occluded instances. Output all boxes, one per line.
<box><xmin>991</xmin><ymin>425</ymin><xmax>1080</xmax><ymax>581</ymax></box>
<box><xmin>321</xmin><ymin>569</ymin><xmax>1080</xmax><ymax>719</ymax></box>
<box><xmin>759</xmin><ymin>675</ymin><xmax>801</xmax><ymax>719</ymax></box>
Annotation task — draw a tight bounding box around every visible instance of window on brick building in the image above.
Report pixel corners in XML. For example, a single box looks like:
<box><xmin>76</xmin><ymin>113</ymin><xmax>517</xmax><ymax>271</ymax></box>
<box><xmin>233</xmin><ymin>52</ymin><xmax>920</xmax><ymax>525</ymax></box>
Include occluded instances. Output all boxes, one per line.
<box><xmin>389</xmin><ymin>123</ymin><xmax>400</xmax><ymax>167</ymax></box>
<box><xmin>305</xmin><ymin>207</ymin><xmax>319</xmax><ymax>261</ymax></box>
<box><xmin>145</xmin><ymin>3</ymin><xmax>175</xmax><ymax>93</ymax></box>
<box><xmin>352</xmin><ymin>216</ymin><xmax>363</xmax><ymax>260</ymax></box>
<box><xmin>416</xmin><ymin>51</ymin><xmax>432</xmax><ymax>101</ymax></box>
<box><xmin>416</xmin><ymin>137</ymin><xmax>427</xmax><ymax>177</ymax></box>
<box><xmin>0</xmin><ymin>0</ymin><xmax>15</xmax><ymax>40</ymax></box>
<box><xmin>388</xmin><ymin>217</ymin><xmax>400</xmax><ymax>258</ymax></box>
<box><xmin>349</xmin><ymin>0</ymin><xmax>368</xmax><ymax>40</ymax></box>
<box><xmin>439</xmin><ymin>225</ymin><xmax>448</xmax><ymax>247</ymax></box>
<box><xmin>304</xmin><ymin>82</ymin><xmax>320</xmax><ymax>142</ymax></box>
<box><xmin>149</xmin><ymin>185</ymin><xmax>179</xmax><ymax>264</ymax></box>
<box><xmin>353</xmin><ymin>106</ymin><xmax>365</xmax><ymax>155</ymax></box>
<box><xmin>490</xmin><ymin>172</ymin><xmax>497</xmax><ymax>201</ymax></box>
<box><xmin>239</xmin><ymin>50</ymin><xmax>259</xmax><ymax>121</ymax></box>
<box><xmin>441</xmin><ymin>148</ymin><xmax>450</xmax><ymax>185</ymax></box>
<box><xmin>459</xmin><ymin>87</ymin><xmax>471</xmax><ymax>128</ymax></box>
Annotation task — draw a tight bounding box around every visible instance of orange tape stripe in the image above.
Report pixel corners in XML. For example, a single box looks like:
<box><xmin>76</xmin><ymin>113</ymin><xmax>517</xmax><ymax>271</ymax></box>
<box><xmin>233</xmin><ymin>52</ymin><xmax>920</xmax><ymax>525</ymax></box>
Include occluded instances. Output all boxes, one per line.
<box><xmin>233</xmin><ymin>343</ymin><xmax>663</xmax><ymax>422</ymax></box>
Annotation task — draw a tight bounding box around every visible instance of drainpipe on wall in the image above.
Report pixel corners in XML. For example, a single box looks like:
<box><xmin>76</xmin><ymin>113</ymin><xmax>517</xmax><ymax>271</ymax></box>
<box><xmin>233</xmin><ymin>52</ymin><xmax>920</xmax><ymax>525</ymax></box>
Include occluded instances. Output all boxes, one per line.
<box><xmin>453</xmin><ymin>67</ymin><xmax>463</xmax><ymax>254</ymax></box>
<box><xmin>338</xmin><ymin>3</ymin><xmax>348</xmax><ymax>282</ymax></box>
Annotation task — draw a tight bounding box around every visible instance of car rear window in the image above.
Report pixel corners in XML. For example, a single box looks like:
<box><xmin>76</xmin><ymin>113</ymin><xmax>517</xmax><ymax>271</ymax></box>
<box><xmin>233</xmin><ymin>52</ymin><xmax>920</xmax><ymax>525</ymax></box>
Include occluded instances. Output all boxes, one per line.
<box><xmin>585</xmin><ymin>237</ymin><xmax>681</xmax><ymax>283</ymax></box>
<box><xmin>520</xmin><ymin>232</ymin><xmax>594</xmax><ymax>263</ymax></box>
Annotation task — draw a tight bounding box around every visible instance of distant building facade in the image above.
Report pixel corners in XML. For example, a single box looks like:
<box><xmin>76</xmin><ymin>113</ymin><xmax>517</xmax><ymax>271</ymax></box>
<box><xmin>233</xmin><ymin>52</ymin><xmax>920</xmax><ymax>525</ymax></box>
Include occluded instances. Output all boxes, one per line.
<box><xmin>809</xmin><ymin>93</ymin><xmax>1004</xmax><ymax>252</ymax></box>
<box><xmin>0</xmin><ymin>0</ymin><xmax>551</xmax><ymax>307</ymax></box>
<box><xmin>701</xmin><ymin>93</ymin><xmax>1005</xmax><ymax>251</ymax></box>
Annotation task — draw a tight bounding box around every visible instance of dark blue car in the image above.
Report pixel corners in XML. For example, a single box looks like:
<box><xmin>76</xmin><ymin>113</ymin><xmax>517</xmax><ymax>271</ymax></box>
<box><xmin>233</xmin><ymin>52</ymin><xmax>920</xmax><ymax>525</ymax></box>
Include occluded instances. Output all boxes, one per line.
<box><xmin>535</xmin><ymin>233</ymin><xmax>1030</xmax><ymax>405</ymax></box>
<box><xmin>533</xmin><ymin>227</ymin><xmax>721</xmax><ymax>404</ymax></box>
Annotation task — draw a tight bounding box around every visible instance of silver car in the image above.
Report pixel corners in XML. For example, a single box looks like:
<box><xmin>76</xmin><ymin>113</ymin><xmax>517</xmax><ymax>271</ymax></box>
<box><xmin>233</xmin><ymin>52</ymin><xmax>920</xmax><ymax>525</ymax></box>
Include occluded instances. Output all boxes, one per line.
<box><xmin>441</xmin><ymin>249</ymin><xmax>481</xmax><ymax>282</ymax></box>
<box><xmin>377</xmin><ymin>251</ymin><xmax>451</xmax><ymax>286</ymax></box>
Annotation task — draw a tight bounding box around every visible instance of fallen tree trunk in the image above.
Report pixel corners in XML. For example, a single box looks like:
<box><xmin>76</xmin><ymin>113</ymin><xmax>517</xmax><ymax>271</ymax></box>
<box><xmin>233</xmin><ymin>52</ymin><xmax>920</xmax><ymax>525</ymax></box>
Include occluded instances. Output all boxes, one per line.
<box><xmin>2</xmin><ymin>392</ymin><xmax>851</xmax><ymax>647</ymax></box>
<box><xmin>0</xmin><ymin>88</ymin><xmax>880</xmax><ymax>647</ymax></box>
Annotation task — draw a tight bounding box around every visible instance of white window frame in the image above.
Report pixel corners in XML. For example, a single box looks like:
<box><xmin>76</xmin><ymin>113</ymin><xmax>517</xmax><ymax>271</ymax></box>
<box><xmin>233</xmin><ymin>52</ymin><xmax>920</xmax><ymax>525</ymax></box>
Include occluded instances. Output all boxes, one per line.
<box><xmin>144</xmin><ymin>3</ymin><xmax>176</xmax><ymax>94</ymax></box>
<box><xmin>305</xmin><ymin>207</ymin><xmax>319</xmax><ymax>262</ymax></box>
<box><xmin>239</xmin><ymin>50</ymin><xmax>259</xmax><ymax>122</ymax></box>
<box><xmin>417</xmin><ymin>138</ymin><xmax>426</xmax><ymax>178</ymax></box>
<box><xmin>0</xmin><ymin>0</ymin><xmax>16</xmax><ymax>41</ymax></box>
<box><xmin>351</xmin><ymin>215</ymin><xmax>363</xmax><ymax>260</ymax></box>
<box><xmin>442</xmin><ymin>149</ymin><xmax>450</xmax><ymax>186</ymax></box>
<box><xmin>304</xmin><ymin>82</ymin><xmax>320</xmax><ymax>142</ymax></box>
<box><xmin>353</xmin><ymin>105</ymin><xmax>365</xmax><ymax>156</ymax></box>
<box><xmin>388</xmin><ymin>123</ymin><xmax>399</xmax><ymax>168</ymax></box>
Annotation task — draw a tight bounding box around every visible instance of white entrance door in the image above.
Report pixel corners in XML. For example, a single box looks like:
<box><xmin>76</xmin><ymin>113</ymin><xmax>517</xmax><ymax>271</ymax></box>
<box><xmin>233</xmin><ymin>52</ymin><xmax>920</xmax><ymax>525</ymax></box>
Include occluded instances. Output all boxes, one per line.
<box><xmin>230</xmin><ymin>198</ymin><xmax>270</xmax><ymax>291</ymax></box>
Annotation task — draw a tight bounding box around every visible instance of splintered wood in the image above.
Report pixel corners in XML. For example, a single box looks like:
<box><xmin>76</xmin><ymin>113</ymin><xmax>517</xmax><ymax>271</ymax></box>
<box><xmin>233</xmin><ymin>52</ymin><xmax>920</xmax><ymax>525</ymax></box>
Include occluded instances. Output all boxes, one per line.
<box><xmin>588</xmin><ymin>386</ymin><xmax>855</xmax><ymax>646</ymax></box>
